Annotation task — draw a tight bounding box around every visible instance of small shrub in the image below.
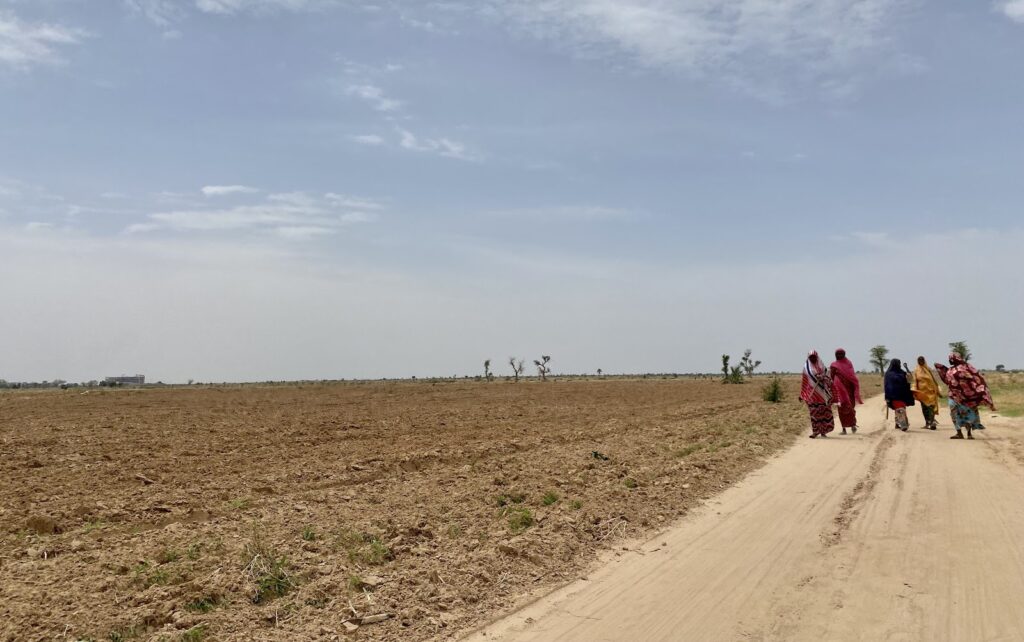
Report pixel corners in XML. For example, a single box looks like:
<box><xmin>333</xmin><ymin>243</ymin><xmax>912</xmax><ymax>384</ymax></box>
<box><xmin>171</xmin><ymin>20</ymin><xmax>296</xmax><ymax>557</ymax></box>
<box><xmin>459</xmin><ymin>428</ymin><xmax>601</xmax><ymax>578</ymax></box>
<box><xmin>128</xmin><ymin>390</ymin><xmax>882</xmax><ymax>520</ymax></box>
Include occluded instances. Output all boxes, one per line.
<box><xmin>506</xmin><ymin>507</ymin><xmax>534</xmax><ymax>533</ymax></box>
<box><xmin>446</xmin><ymin>524</ymin><xmax>462</xmax><ymax>538</ymax></box>
<box><xmin>570</xmin><ymin>500</ymin><xmax>582</xmax><ymax>510</ymax></box>
<box><xmin>542</xmin><ymin>491</ymin><xmax>559</xmax><ymax>506</ymax></box>
<box><xmin>242</xmin><ymin>527</ymin><xmax>294</xmax><ymax>604</ymax></box>
<box><xmin>157</xmin><ymin>548</ymin><xmax>181</xmax><ymax>564</ymax></box>
<box><xmin>301</xmin><ymin>526</ymin><xmax>317</xmax><ymax>542</ymax></box>
<box><xmin>184</xmin><ymin>595</ymin><xmax>220</xmax><ymax>613</ymax></box>
<box><xmin>495</xmin><ymin>492</ymin><xmax>526</xmax><ymax>507</ymax></box>
<box><xmin>227</xmin><ymin>498</ymin><xmax>251</xmax><ymax>511</ymax></box>
<box><xmin>186</xmin><ymin>543</ymin><xmax>201</xmax><ymax>560</ymax></box>
<box><xmin>673</xmin><ymin>444</ymin><xmax>701</xmax><ymax>458</ymax></box>
<box><xmin>108</xmin><ymin>628</ymin><xmax>138</xmax><ymax>642</ymax></box>
<box><xmin>762</xmin><ymin>377</ymin><xmax>784</xmax><ymax>403</ymax></box>
<box><xmin>623</xmin><ymin>478</ymin><xmax>639</xmax><ymax>489</ymax></box>
<box><xmin>180</xmin><ymin>625</ymin><xmax>207</xmax><ymax>642</ymax></box>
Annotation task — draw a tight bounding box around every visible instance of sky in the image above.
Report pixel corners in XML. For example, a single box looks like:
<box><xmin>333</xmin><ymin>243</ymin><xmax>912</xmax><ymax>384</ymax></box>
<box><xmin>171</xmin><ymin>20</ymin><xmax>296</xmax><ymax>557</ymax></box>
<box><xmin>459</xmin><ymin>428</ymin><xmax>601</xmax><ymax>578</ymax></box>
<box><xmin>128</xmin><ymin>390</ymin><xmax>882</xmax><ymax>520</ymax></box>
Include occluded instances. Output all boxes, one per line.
<box><xmin>1</xmin><ymin>0</ymin><xmax>1023</xmax><ymax>383</ymax></box>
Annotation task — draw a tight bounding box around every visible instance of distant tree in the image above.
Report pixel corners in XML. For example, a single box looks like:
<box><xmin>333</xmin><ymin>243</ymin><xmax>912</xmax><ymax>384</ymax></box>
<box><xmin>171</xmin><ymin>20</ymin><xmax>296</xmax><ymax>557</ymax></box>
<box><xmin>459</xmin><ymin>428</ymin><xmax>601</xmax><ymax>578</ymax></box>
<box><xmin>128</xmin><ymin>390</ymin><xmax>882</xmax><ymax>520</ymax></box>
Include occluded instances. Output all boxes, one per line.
<box><xmin>597</xmin><ymin>368</ymin><xmax>603</xmax><ymax>377</ymax></box>
<box><xmin>187</xmin><ymin>379</ymin><xmax>194</xmax><ymax>386</ymax></box>
<box><xmin>869</xmin><ymin>345</ymin><xmax>890</xmax><ymax>374</ymax></box>
<box><xmin>484</xmin><ymin>359</ymin><xmax>492</xmax><ymax>381</ymax></box>
<box><xmin>509</xmin><ymin>357</ymin><xmax>525</xmax><ymax>383</ymax></box>
<box><xmin>949</xmin><ymin>341</ymin><xmax>972</xmax><ymax>362</ymax></box>
<box><xmin>534</xmin><ymin>355</ymin><xmax>552</xmax><ymax>381</ymax></box>
<box><xmin>739</xmin><ymin>349</ymin><xmax>761</xmax><ymax>379</ymax></box>
<box><xmin>996</xmin><ymin>364</ymin><xmax>1006</xmax><ymax>373</ymax></box>
<box><xmin>721</xmin><ymin>354</ymin><xmax>745</xmax><ymax>384</ymax></box>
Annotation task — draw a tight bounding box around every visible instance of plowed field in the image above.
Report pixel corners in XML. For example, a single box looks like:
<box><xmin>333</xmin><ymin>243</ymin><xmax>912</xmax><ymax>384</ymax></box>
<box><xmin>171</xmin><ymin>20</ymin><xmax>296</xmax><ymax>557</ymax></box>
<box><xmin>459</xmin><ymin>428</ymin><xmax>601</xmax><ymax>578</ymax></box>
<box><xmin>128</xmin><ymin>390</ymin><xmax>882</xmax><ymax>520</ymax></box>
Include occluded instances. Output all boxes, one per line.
<box><xmin>0</xmin><ymin>377</ymin><xmax>843</xmax><ymax>641</ymax></box>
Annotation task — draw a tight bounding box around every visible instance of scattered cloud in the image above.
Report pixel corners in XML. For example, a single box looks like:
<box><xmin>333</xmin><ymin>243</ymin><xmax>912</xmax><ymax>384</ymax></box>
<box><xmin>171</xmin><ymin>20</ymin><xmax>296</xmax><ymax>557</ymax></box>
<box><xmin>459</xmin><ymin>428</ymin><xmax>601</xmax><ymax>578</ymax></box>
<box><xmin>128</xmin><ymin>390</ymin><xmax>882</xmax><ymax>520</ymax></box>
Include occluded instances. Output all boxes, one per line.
<box><xmin>346</xmin><ymin>84</ymin><xmax>403</xmax><ymax>112</ymax></box>
<box><xmin>351</xmin><ymin>134</ymin><xmax>385</xmax><ymax>146</ymax></box>
<box><xmin>1001</xmin><ymin>0</ymin><xmax>1024</xmax><ymax>22</ymax></box>
<box><xmin>487</xmin><ymin>205</ymin><xmax>633</xmax><ymax>221</ymax></box>
<box><xmin>478</xmin><ymin>0</ymin><xmax>912</xmax><ymax>99</ymax></box>
<box><xmin>123</xmin><ymin>0</ymin><xmax>184</xmax><ymax>26</ymax></box>
<box><xmin>397</xmin><ymin>128</ymin><xmax>481</xmax><ymax>162</ymax></box>
<box><xmin>126</xmin><ymin>190</ymin><xmax>379</xmax><ymax>239</ymax></box>
<box><xmin>0</xmin><ymin>10</ymin><xmax>86</xmax><ymax>70</ymax></box>
<box><xmin>201</xmin><ymin>184</ymin><xmax>260</xmax><ymax>197</ymax></box>
<box><xmin>324</xmin><ymin>193</ymin><xmax>384</xmax><ymax>209</ymax></box>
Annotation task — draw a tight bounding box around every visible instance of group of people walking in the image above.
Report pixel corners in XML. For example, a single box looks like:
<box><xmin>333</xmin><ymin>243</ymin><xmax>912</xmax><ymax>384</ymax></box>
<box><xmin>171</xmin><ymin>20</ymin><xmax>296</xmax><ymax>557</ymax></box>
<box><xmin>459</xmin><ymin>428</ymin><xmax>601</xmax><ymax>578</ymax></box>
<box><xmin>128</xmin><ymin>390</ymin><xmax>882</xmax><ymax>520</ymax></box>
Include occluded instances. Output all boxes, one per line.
<box><xmin>799</xmin><ymin>349</ymin><xmax>996</xmax><ymax>440</ymax></box>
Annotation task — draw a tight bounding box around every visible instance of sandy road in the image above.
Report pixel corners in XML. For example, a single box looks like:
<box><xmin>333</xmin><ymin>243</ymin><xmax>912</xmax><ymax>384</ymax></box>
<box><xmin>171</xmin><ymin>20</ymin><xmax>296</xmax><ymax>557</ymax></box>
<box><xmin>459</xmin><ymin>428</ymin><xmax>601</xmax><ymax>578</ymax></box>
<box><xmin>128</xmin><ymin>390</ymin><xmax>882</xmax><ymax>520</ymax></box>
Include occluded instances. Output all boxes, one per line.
<box><xmin>464</xmin><ymin>396</ymin><xmax>1024</xmax><ymax>642</ymax></box>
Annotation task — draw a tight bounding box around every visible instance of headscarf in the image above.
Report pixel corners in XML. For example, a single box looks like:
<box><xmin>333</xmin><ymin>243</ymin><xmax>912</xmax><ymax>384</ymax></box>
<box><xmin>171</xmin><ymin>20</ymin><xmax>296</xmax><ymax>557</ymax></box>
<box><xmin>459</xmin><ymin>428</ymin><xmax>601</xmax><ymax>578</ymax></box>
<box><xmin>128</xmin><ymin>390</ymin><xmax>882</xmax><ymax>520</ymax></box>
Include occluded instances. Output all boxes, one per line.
<box><xmin>800</xmin><ymin>351</ymin><xmax>833</xmax><ymax>404</ymax></box>
<box><xmin>830</xmin><ymin>348</ymin><xmax>862</xmax><ymax>405</ymax></box>
<box><xmin>887</xmin><ymin>358</ymin><xmax>902</xmax><ymax>373</ymax></box>
<box><xmin>936</xmin><ymin>353</ymin><xmax>994</xmax><ymax>409</ymax></box>
<box><xmin>912</xmin><ymin>357</ymin><xmax>940</xmax><ymax>408</ymax></box>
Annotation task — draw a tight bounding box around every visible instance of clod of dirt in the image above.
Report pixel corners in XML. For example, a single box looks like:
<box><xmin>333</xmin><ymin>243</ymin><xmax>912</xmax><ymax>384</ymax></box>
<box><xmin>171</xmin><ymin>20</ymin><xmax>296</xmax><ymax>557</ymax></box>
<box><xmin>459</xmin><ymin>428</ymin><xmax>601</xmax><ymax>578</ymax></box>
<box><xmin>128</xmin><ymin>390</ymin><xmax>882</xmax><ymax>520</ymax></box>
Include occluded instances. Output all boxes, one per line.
<box><xmin>26</xmin><ymin>515</ymin><xmax>61</xmax><ymax>535</ymax></box>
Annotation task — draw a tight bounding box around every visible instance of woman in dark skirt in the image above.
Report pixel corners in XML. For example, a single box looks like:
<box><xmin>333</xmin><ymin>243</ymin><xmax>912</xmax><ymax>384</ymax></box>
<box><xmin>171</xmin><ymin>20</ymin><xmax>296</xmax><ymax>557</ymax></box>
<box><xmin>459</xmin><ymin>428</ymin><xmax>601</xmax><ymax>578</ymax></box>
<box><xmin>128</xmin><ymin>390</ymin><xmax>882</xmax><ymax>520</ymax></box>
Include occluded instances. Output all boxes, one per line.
<box><xmin>884</xmin><ymin>358</ymin><xmax>916</xmax><ymax>431</ymax></box>
<box><xmin>800</xmin><ymin>351</ymin><xmax>835</xmax><ymax>438</ymax></box>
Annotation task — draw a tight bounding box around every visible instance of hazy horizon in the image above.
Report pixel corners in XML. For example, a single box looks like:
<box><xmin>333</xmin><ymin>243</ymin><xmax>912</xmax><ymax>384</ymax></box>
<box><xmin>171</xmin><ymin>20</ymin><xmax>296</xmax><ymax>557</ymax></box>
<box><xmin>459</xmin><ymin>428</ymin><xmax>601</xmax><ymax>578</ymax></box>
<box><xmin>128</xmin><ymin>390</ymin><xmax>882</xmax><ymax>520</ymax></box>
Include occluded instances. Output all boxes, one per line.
<box><xmin>2</xmin><ymin>1</ymin><xmax>1022</xmax><ymax>383</ymax></box>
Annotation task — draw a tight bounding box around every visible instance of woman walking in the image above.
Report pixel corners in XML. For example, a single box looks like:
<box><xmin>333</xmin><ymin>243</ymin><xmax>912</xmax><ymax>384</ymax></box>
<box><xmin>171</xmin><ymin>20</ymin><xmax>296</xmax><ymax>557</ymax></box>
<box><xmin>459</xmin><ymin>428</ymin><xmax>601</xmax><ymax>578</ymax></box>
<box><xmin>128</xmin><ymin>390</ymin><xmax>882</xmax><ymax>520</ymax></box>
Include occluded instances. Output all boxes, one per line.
<box><xmin>935</xmin><ymin>353</ymin><xmax>995</xmax><ymax>440</ymax></box>
<box><xmin>800</xmin><ymin>351</ymin><xmax>835</xmax><ymax>439</ymax></box>
<box><xmin>829</xmin><ymin>348</ymin><xmax>862</xmax><ymax>434</ymax></box>
<box><xmin>884</xmin><ymin>359</ymin><xmax>916</xmax><ymax>431</ymax></box>
<box><xmin>912</xmin><ymin>356</ymin><xmax>941</xmax><ymax>430</ymax></box>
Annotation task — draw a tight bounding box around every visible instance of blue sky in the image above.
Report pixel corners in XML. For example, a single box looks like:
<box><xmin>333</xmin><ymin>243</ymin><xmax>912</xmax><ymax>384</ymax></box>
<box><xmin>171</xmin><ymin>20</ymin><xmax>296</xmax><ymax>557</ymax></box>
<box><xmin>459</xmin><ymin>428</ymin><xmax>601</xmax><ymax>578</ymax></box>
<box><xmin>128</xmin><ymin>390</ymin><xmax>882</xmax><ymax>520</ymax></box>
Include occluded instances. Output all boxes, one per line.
<box><xmin>1</xmin><ymin>0</ymin><xmax>1023</xmax><ymax>382</ymax></box>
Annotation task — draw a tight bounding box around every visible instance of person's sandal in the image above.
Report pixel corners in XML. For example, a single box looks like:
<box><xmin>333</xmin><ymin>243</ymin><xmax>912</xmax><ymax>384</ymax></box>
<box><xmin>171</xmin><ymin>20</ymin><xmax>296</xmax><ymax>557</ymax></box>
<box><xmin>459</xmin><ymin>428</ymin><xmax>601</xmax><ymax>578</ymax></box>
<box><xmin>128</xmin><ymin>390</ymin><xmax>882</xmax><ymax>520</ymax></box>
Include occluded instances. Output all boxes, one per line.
<box><xmin>842</xmin><ymin>428</ymin><xmax>847</xmax><ymax>435</ymax></box>
<box><xmin>851</xmin><ymin>426</ymin><xmax>857</xmax><ymax>433</ymax></box>
<box><xmin>950</xmin><ymin>432</ymin><xmax>964</xmax><ymax>439</ymax></box>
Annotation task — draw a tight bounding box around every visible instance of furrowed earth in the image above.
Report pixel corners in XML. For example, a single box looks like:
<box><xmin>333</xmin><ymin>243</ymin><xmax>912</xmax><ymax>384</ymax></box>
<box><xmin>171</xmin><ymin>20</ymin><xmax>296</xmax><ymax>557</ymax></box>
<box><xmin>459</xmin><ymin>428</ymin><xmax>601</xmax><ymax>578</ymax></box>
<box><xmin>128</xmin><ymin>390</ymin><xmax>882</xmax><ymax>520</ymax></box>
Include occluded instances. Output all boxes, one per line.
<box><xmin>0</xmin><ymin>377</ymin><xmax>880</xmax><ymax>642</ymax></box>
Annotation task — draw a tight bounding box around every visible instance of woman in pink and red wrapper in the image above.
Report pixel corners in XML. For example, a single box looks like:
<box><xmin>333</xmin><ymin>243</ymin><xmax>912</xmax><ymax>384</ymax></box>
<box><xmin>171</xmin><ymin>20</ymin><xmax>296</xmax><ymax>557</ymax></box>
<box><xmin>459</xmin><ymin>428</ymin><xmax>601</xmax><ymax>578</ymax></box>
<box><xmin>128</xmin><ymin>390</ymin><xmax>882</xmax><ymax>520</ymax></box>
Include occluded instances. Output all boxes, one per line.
<box><xmin>829</xmin><ymin>348</ymin><xmax>863</xmax><ymax>435</ymax></box>
<box><xmin>800</xmin><ymin>351</ymin><xmax>835</xmax><ymax>439</ymax></box>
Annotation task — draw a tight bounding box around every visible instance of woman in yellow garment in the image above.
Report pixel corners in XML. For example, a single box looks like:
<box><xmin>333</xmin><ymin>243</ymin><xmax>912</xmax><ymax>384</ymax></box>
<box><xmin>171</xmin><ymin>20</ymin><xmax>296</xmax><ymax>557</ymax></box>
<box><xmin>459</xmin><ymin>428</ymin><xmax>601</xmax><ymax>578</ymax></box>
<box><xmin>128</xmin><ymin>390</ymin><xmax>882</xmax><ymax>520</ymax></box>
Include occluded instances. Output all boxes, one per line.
<box><xmin>912</xmin><ymin>356</ymin><xmax>941</xmax><ymax>430</ymax></box>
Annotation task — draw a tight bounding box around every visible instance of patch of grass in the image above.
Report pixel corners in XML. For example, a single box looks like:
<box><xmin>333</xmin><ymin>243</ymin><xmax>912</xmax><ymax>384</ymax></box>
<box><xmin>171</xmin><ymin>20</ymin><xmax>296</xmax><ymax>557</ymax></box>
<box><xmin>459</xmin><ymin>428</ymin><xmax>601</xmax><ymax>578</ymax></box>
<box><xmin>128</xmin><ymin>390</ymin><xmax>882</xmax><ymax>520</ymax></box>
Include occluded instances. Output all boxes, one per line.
<box><xmin>180</xmin><ymin>625</ymin><xmax>207</xmax><ymax>642</ymax></box>
<box><xmin>242</xmin><ymin>527</ymin><xmax>294</xmax><ymax>604</ymax></box>
<box><xmin>184</xmin><ymin>595</ymin><xmax>221</xmax><ymax>613</ymax></box>
<box><xmin>157</xmin><ymin>548</ymin><xmax>181</xmax><ymax>564</ymax></box>
<box><xmin>83</xmin><ymin>519</ymin><xmax>107</xmax><ymax>534</ymax></box>
<box><xmin>990</xmin><ymin>373</ymin><xmax>1024</xmax><ymax>417</ymax></box>
<box><xmin>301</xmin><ymin>526</ymin><xmax>317</xmax><ymax>542</ymax></box>
<box><xmin>495</xmin><ymin>492</ymin><xmax>526</xmax><ymax>507</ymax></box>
<box><xmin>506</xmin><ymin>507</ymin><xmax>534</xmax><ymax>534</ymax></box>
<box><xmin>337</xmin><ymin>530</ymin><xmax>392</xmax><ymax>566</ymax></box>
<box><xmin>227</xmin><ymin>498</ymin><xmax>251</xmax><ymax>511</ymax></box>
<box><xmin>186</xmin><ymin>543</ymin><xmax>202</xmax><ymax>560</ymax></box>
<box><xmin>347</xmin><ymin>573</ymin><xmax>365</xmax><ymax>591</ymax></box>
<box><xmin>446</xmin><ymin>523</ymin><xmax>462</xmax><ymax>538</ymax></box>
<box><xmin>570</xmin><ymin>500</ymin><xmax>582</xmax><ymax>510</ymax></box>
<box><xmin>542</xmin><ymin>491</ymin><xmax>559</xmax><ymax>506</ymax></box>
<box><xmin>623</xmin><ymin>477</ymin><xmax>639</xmax><ymax>489</ymax></box>
<box><xmin>673</xmin><ymin>444</ymin><xmax>701</xmax><ymax>458</ymax></box>
<box><xmin>107</xmin><ymin>627</ymin><xmax>139</xmax><ymax>642</ymax></box>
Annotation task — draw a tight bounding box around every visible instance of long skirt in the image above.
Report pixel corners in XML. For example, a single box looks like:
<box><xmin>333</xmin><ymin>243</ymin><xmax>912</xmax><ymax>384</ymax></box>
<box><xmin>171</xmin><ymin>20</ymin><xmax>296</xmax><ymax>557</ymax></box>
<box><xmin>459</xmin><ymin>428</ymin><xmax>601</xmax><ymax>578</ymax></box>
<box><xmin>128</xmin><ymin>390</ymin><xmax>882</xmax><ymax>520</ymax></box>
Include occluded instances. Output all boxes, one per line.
<box><xmin>808</xmin><ymin>402</ymin><xmax>835</xmax><ymax>436</ymax></box>
<box><xmin>949</xmin><ymin>399</ymin><xmax>981</xmax><ymax>433</ymax></box>
<box><xmin>920</xmin><ymin>402</ymin><xmax>938</xmax><ymax>426</ymax></box>
<box><xmin>837</xmin><ymin>404</ymin><xmax>857</xmax><ymax>428</ymax></box>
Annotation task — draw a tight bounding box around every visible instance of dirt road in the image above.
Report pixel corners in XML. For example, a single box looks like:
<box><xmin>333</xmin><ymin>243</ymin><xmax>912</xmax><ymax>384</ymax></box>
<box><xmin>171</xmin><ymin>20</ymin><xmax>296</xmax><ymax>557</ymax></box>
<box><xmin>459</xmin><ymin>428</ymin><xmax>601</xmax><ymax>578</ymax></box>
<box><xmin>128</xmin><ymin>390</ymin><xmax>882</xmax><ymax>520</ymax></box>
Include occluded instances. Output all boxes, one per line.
<box><xmin>464</xmin><ymin>395</ymin><xmax>1024</xmax><ymax>642</ymax></box>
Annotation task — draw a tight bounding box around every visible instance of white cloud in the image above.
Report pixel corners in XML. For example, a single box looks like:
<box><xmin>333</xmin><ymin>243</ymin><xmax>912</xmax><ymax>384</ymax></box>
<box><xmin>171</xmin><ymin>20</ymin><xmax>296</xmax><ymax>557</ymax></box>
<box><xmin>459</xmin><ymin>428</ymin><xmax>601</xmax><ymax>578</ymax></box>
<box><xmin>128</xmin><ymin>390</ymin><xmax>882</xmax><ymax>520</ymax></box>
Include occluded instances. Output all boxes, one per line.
<box><xmin>123</xmin><ymin>0</ymin><xmax>184</xmax><ymax>26</ymax></box>
<box><xmin>346</xmin><ymin>84</ymin><xmax>403</xmax><ymax>112</ymax></box>
<box><xmin>201</xmin><ymin>185</ymin><xmax>260</xmax><ymax>197</ymax></box>
<box><xmin>128</xmin><ymin>191</ymin><xmax>378</xmax><ymax>237</ymax></box>
<box><xmin>1001</xmin><ymin>0</ymin><xmax>1024</xmax><ymax>22</ymax></box>
<box><xmin>488</xmin><ymin>205</ymin><xmax>633</xmax><ymax>221</ymax></box>
<box><xmin>397</xmin><ymin>128</ymin><xmax>481</xmax><ymax>162</ymax></box>
<box><xmin>481</xmin><ymin>0</ymin><xmax>911</xmax><ymax>99</ymax></box>
<box><xmin>0</xmin><ymin>10</ymin><xmax>86</xmax><ymax>70</ymax></box>
<box><xmin>194</xmin><ymin>0</ymin><xmax>325</xmax><ymax>14</ymax></box>
<box><xmin>351</xmin><ymin>134</ymin><xmax>385</xmax><ymax>146</ymax></box>
<box><xmin>324</xmin><ymin>193</ymin><xmax>384</xmax><ymax>209</ymax></box>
